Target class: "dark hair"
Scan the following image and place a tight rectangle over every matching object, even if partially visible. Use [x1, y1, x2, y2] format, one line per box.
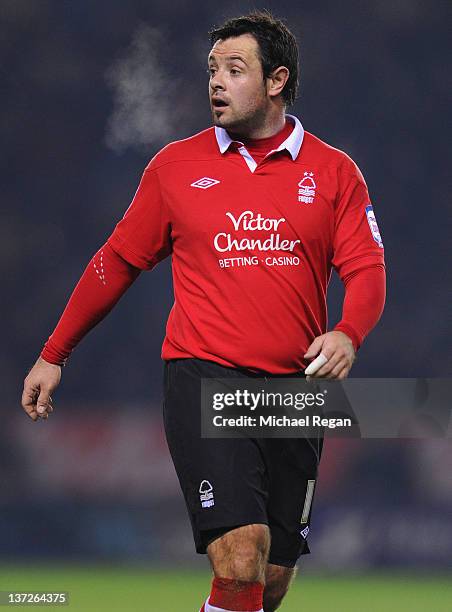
[209, 10, 299, 106]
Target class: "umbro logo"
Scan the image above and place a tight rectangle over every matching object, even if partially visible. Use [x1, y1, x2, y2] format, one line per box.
[190, 177, 220, 189]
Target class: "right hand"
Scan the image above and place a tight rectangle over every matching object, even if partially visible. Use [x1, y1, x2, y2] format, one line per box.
[21, 357, 62, 421]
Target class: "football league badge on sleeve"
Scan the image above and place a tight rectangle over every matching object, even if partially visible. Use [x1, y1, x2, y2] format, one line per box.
[298, 172, 317, 204]
[365, 204, 384, 248]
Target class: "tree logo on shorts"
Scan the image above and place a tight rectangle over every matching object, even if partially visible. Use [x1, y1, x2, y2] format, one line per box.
[199, 480, 215, 508]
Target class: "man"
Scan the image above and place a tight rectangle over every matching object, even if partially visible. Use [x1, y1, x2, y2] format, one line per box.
[21, 11, 385, 612]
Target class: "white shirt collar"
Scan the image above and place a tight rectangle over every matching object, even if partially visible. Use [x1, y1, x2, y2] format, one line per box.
[214, 114, 304, 161]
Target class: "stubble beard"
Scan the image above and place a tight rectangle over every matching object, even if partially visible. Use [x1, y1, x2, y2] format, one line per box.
[211, 96, 269, 138]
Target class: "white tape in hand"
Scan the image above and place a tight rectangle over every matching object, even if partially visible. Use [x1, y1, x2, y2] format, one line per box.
[304, 352, 328, 376]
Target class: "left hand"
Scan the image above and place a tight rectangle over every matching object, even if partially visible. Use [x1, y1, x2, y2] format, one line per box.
[304, 331, 355, 379]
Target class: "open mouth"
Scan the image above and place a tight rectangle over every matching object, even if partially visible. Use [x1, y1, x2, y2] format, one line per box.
[212, 99, 228, 109]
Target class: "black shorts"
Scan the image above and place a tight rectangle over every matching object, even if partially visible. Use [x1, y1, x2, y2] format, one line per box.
[163, 358, 323, 568]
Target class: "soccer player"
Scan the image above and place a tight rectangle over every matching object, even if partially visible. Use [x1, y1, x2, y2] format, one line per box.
[21, 11, 385, 612]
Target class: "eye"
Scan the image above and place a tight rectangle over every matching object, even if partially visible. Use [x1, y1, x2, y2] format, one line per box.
[230, 69, 241, 75]
[207, 67, 217, 77]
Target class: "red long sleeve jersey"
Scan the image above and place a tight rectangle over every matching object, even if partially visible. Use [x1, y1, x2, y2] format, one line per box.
[108, 116, 385, 373]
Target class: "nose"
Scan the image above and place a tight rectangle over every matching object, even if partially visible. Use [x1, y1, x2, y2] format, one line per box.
[210, 70, 225, 93]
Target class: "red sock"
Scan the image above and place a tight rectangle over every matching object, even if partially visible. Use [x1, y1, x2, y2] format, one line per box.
[204, 577, 264, 611]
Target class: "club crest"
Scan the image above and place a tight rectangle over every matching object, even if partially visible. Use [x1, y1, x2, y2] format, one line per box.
[298, 172, 316, 204]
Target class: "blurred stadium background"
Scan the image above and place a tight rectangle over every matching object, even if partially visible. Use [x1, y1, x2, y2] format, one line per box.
[1, 0, 451, 610]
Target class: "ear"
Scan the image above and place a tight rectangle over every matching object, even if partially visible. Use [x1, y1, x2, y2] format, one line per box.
[267, 66, 290, 99]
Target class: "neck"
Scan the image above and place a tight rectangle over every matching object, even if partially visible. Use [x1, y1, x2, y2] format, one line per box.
[228, 106, 286, 140]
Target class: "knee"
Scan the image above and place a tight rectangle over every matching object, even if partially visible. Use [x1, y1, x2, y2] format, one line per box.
[232, 537, 267, 579]
[207, 524, 270, 582]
